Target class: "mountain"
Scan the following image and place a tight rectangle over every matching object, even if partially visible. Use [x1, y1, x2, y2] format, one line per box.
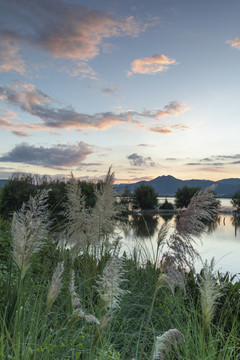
[114, 176, 240, 197]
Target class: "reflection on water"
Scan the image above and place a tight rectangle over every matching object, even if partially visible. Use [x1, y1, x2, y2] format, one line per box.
[118, 213, 240, 275]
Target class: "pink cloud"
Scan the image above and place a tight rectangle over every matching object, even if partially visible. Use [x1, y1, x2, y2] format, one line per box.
[150, 126, 173, 134]
[129, 54, 177, 75]
[0, 83, 190, 134]
[0, 0, 144, 75]
[152, 101, 189, 119]
[150, 124, 189, 134]
[0, 40, 25, 74]
[227, 35, 240, 49]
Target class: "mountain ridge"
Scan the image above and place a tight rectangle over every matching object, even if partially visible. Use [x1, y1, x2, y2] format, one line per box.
[115, 175, 240, 197]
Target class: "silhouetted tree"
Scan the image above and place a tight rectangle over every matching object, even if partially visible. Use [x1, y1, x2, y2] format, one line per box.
[133, 184, 158, 210]
[175, 186, 201, 208]
[231, 191, 240, 212]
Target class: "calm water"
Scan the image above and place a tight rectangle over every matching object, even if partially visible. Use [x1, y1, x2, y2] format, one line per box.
[118, 198, 240, 276]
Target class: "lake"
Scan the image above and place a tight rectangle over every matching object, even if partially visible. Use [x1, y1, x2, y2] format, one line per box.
[118, 198, 240, 277]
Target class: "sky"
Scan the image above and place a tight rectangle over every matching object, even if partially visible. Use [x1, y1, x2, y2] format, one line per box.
[0, 0, 240, 183]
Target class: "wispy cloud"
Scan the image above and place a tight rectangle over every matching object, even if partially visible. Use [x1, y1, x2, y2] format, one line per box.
[150, 124, 189, 134]
[226, 34, 240, 49]
[127, 153, 155, 167]
[11, 131, 31, 137]
[101, 87, 118, 96]
[129, 54, 177, 75]
[185, 154, 240, 167]
[0, 39, 25, 74]
[0, 141, 92, 169]
[147, 101, 189, 119]
[0, 0, 144, 74]
[0, 83, 190, 133]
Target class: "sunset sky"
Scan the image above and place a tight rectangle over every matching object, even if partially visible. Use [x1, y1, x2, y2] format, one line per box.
[1, 0, 240, 183]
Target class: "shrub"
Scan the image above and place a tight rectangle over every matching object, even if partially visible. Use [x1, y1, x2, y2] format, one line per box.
[159, 199, 174, 210]
[133, 184, 158, 210]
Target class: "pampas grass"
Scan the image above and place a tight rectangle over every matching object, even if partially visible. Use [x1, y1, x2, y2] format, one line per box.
[198, 259, 222, 331]
[12, 189, 50, 279]
[96, 255, 129, 311]
[68, 270, 100, 326]
[152, 328, 184, 360]
[46, 262, 64, 313]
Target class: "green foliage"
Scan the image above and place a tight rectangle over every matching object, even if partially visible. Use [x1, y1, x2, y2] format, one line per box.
[133, 184, 158, 210]
[175, 185, 201, 208]
[159, 199, 174, 210]
[0, 174, 36, 219]
[0, 174, 239, 359]
[0, 173, 100, 221]
[232, 190, 240, 210]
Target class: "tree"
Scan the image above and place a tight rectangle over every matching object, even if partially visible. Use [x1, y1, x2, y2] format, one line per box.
[132, 184, 158, 210]
[159, 199, 174, 210]
[231, 190, 240, 211]
[0, 174, 36, 219]
[175, 186, 201, 208]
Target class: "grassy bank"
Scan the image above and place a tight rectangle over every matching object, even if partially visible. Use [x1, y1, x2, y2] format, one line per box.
[0, 169, 239, 359]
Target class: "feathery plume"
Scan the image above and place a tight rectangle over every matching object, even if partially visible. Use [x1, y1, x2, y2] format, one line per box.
[69, 270, 99, 326]
[198, 258, 222, 330]
[163, 186, 218, 270]
[88, 167, 122, 246]
[63, 174, 90, 251]
[152, 329, 184, 360]
[96, 256, 129, 311]
[46, 262, 64, 313]
[12, 189, 50, 279]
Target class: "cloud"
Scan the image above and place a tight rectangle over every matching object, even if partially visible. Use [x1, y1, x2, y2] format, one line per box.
[129, 54, 177, 75]
[137, 143, 154, 147]
[150, 126, 173, 134]
[143, 101, 190, 119]
[0, 0, 143, 73]
[227, 35, 240, 49]
[127, 153, 155, 167]
[115, 176, 153, 183]
[0, 141, 92, 169]
[101, 87, 118, 95]
[11, 131, 31, 137]
[0, 83, 190, 133]
[0, 39, 25, 74]
[150, 123, 189, 134]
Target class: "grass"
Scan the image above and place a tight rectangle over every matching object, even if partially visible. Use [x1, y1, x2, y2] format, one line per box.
[0, 169, 239, 359]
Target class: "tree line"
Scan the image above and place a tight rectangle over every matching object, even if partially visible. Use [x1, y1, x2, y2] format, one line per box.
[0, 174, 240, 218]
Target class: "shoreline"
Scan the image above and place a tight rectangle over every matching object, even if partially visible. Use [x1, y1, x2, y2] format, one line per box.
[131, 206, 238, 216]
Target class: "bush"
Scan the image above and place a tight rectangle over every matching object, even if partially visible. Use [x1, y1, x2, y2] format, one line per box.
[231, 190, 240, 211]
[159, 199, 174, 210]
[132, 184, 158, 210]
[175, 185, 201, 208]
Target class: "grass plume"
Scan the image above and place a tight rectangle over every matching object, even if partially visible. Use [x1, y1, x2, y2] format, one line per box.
[198, 259, 222, 331]
[46, 262, 64, 313]
[12, 189, 50, 279]
[152, 328, 184, 360]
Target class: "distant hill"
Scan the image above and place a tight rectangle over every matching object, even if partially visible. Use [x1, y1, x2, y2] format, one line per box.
[115, 175, 240, 197]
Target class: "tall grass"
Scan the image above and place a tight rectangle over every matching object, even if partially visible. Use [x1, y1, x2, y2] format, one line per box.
[0, 169, 239, 359]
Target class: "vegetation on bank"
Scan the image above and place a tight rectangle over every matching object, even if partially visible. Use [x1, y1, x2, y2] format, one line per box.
[0, 168, 239, 359]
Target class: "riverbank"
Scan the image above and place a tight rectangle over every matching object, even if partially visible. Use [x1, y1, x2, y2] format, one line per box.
[131, 205, 238, 216]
